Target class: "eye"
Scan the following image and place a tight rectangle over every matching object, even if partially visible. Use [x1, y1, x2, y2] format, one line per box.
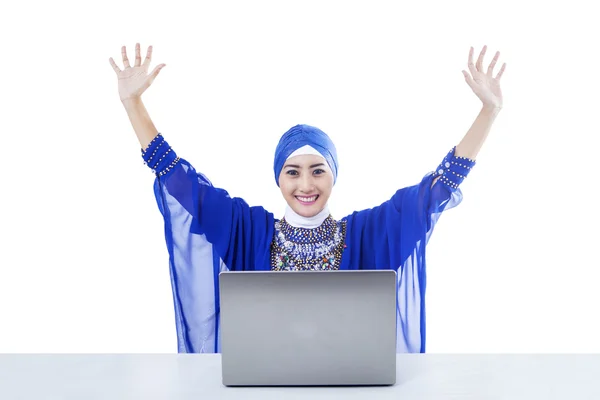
[313, 169, 326, 175]
[286, 170, 299, 176]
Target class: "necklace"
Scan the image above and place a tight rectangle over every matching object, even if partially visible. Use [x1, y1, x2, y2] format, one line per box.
[270, 215, 347, 271]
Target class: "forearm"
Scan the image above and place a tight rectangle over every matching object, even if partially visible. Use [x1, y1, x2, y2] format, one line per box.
[122, 97, 159, 150]
[454, 105, 501, 160]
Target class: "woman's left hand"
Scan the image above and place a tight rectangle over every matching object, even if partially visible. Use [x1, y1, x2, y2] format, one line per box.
[462, 45, 506, 110]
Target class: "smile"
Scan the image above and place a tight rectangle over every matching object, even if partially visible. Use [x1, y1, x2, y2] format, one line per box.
[295, 195, 319, 204]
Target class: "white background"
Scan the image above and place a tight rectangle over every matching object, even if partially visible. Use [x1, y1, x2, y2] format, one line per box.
[1, 0, 598, 353]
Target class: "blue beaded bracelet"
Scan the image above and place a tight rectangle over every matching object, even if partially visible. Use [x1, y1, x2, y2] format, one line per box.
[158, 156, 181, 177]
[140, 133, 181, 177]
[142, 133, 164, 155]
[142, 134, 165, 163]
[143, 140, 167, 167]
[434, 147, 476, 189]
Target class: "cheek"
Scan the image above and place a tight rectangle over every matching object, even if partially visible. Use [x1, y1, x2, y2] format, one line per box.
[278, 178, 294, 195]
[320, 176, 334, 193]
[316, 185, 332, 200]
[278, 174, 287, 190]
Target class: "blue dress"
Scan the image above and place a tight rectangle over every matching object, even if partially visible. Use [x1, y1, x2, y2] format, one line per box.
[142, 133, 473, 354]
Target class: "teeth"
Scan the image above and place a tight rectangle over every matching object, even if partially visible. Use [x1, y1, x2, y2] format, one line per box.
[297, 196, 317, 202]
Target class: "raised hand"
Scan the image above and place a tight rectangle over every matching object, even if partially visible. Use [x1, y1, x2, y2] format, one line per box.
[462, 46, 506, 110]
[109, 43, 166, 102]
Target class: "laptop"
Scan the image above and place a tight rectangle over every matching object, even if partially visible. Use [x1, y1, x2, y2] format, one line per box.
[218, 270, 397, 386]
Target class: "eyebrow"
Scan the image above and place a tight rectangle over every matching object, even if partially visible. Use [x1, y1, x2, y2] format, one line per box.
[284, 163, 326, 169]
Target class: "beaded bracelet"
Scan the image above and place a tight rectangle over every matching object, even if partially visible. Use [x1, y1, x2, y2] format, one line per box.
[158, 156, 182, 177]
[141, 133, 163, 156]
[140, 133, 181, 177]
[434, 147, 476, 189]
[143, 139, 166, 167]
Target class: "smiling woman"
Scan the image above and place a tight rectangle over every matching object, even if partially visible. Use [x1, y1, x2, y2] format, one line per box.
[109, 43, 505, 354]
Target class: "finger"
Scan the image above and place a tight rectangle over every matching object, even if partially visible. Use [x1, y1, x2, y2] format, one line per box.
[143, 45, 153, 67]
[462, 70, 475, 89]
[476, 45, 487, 72]
[121, 46, 131, 68]
[147, 63, 166, 85]
[142, 64, 166, 93]
[467, 47, 477, 76]
[487, 51, 500, 76]
[109, 57, 121, 74]
[134, 43, 142, 67]
[495, 63, 507, 80]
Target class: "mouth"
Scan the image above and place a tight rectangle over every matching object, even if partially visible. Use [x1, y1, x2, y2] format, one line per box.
[295, 195, 319, 205]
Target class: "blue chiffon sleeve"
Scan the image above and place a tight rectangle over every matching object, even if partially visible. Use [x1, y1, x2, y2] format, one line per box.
[340, 147, 474, 353]
[142, 133, 274, 353]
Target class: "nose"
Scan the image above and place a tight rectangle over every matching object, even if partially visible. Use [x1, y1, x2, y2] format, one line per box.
[298, 174, 316, 193]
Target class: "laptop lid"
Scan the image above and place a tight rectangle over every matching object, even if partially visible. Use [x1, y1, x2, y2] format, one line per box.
[219, 270, 397, 386]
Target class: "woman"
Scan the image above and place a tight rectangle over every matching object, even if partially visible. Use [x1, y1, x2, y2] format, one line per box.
[109, 43, 505, 354]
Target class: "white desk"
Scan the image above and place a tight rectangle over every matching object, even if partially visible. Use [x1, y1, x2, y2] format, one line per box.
[1, 354, 599, 399]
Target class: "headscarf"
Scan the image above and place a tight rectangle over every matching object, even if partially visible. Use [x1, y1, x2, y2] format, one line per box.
[273, 124, 339, 186]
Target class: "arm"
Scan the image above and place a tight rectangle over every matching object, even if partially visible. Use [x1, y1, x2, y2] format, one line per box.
[123, 97, 160, 151]
[433, 45, 506, 187]
[108, 44, 273, 271]
[107, 44, 196, 227]
[455, 45, 506, 159]
[455, 105, 500, 160]
[109, 43, 166, 150]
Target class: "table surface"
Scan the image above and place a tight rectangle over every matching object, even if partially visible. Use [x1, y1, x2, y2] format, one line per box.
[1, 354, 599, 399]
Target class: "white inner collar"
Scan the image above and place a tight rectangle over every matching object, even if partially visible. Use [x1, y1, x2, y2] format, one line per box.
[284, 204, 330, 229]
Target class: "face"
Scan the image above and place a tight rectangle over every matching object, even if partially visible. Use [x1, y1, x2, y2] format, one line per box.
[278, 154, 334, 218]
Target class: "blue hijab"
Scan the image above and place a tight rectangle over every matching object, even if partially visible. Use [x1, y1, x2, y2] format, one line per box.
[273, 124, 339, 186]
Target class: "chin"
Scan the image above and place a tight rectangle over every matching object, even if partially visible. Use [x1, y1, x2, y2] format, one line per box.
[292, 204, 324, 218]
[297, 210, 318, 218]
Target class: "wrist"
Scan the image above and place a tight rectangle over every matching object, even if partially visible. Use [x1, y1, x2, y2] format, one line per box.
[121, 96, 143, 111]
[481, 103, 502, 116]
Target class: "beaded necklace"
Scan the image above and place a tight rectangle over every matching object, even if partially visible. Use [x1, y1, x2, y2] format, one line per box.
[270, 215, 347, 271]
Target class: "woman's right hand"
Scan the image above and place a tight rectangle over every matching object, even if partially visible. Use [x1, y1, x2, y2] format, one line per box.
[109, 43, 166, 103]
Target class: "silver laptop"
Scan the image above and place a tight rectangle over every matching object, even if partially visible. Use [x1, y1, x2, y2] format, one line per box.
[218, 270, 397, 386]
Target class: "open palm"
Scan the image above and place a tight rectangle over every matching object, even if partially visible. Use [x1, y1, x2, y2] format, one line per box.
[462, 45, 506, 109]
[109, 43, 165, 102]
